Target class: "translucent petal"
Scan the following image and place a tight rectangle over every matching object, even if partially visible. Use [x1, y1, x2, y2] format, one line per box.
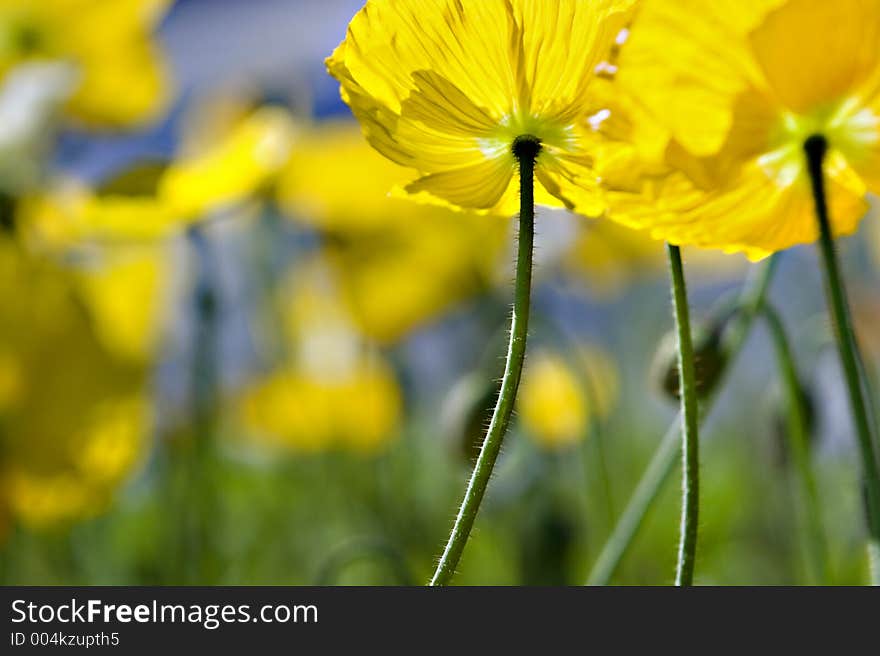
[617, 0, 784, 156]
[750, 0, 880, 114]
[608, 159, 869, 260]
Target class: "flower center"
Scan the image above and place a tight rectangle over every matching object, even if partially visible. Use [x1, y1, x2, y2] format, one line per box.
[478, 112, 576, 166]
[759, 98, 880, 187]
[512, 134, 542, 162]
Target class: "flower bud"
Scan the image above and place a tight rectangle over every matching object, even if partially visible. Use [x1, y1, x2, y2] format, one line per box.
[651, 311, 732, 402]
[439, 373, 498, 463]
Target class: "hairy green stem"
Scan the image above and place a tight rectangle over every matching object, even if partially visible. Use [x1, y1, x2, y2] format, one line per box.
[429, 137, 539, 586]
[667, 245, 701, 586]
[587, 255, 780, 585]
[759, 304, 829, 584]
[805, 134, 880, 585]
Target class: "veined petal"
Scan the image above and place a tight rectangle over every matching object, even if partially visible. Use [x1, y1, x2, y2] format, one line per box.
[537, 151, 605, 217]
[608, 159, 869, 260]
[331, 0, 517, 119]
[511, 0, 636, 121]
[617, 0, 784, 156]
[405, 155, 514, 210]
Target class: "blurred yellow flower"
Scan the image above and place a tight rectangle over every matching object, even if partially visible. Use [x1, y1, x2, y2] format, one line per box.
[73, 246, 171, 362]
[278, 122, 508, 343]
[239, 366, 401, 455]
[517, 346, 618, 450]
[328, 0, 635, 213]
[160, 106, 296, 218]
[0, 243, 150, 529]
[20, 106, 297, 247]
[603, 0, 880, 259]
[0, 0, 172, 127]
[563, 217, 746, 297]
[238, 260, 402, 455]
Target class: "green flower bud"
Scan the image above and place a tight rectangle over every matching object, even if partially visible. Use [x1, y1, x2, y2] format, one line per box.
[652, 311, 733, 402]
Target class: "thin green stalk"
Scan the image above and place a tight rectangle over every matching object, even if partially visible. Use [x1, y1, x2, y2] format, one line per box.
[759, 304, 829, 584]
[168, 225, 222, 584]
[429, 136, 539, 586]
[667, 245, 701, 586]
[804, 134, 880, 585]
[587, 254, 780, 585]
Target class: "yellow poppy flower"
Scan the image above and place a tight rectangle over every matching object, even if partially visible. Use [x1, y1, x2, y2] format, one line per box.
[237, 259, 402, 455]
[19, 106, 296, 247]
[278, 121, 508, 343]
[0, 243, 150, 529]
[328, 0, 635, 214]
[0, 0, 172, 128]
[601, 0, 880, 259]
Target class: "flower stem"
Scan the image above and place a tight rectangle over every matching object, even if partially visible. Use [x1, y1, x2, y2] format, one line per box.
[759, 303, 830, 584]
[587, 256, 779, 585]
[429, 137, 538, 586]
[805, 134, 880, 585]
[666, 245, 701, 586]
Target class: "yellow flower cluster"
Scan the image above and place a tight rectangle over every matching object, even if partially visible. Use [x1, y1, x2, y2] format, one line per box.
[331, 0, 880, 259]
[21, 106, 297, 248]
[0, 243, 151, 530]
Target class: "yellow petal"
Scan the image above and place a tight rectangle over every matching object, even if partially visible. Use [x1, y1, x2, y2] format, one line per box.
[159, 107, 296, 218]
[749, 0, 880, 115]
[608, 158, 869, 260]
[617, 0, 784, 156]
[405, 155, 514, 210]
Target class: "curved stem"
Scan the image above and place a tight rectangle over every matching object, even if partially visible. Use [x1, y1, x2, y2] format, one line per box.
[429, 140, 538, 586]
[667, 245, 700, 586]
[805, 135, 880, 585]
[759, 304, 830, 584]
[587, 255, 779, 585]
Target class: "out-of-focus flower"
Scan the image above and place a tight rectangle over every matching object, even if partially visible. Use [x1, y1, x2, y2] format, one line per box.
[562, 216, 746, 298]
[278, 121, 508, 343]
[0, 0, 173, 128]
[72, 246, 171, 363]
[237, 259, 402, 455]
[328, 0, 635, 213]
[0, 242, 150, 529]
[160, 105, 295, 218]
[601, 0, 880, 260]
[518, 352, 588, 450]
[517, 346, 619, 450]
[19, 106, 297, 248]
